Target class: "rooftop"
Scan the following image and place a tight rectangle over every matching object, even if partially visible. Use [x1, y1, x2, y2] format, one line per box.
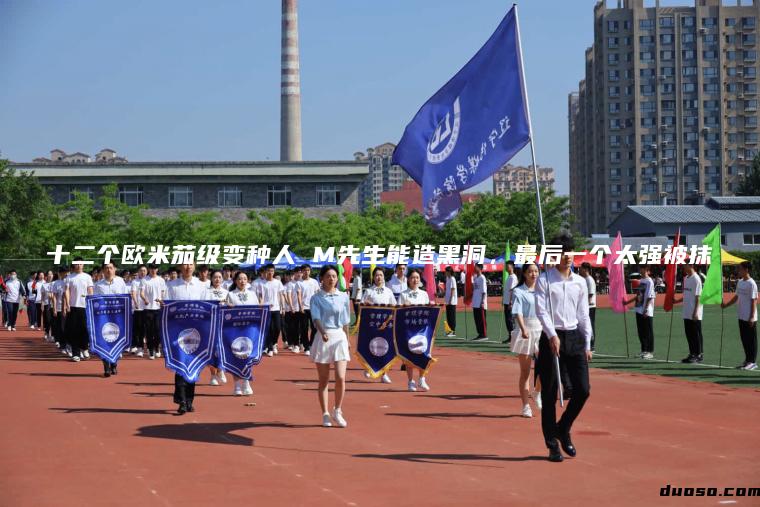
[610, 198, 760, 227]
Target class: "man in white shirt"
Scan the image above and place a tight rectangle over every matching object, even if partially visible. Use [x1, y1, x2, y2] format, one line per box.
[287, 267, 304, 353]
[130, 265, 148, 357]
[261, 264, 285, 356]
[625, 266, 656, 359]
[51, 266, 70, 351]
[94, 262, 128, 376]
[722, 261, 758, 370]
[535, 235, 592, 463]
[351, 270, 363, 317]
[141, 264, 167, 359]
[221, 265, 234, 290]
[197, 264, 211, 289]
[299, 264, 320, 355]
[502, 260, 518, 344]
[444, 266, 458, 337]
[673, 265, 703, 364]
[63, 258, 94, 361]
[472, 263, 489, 341]
[388, 264, 408, 303]
[4, 270, 24, 331]
[26, 272, 38, 330]
[40, 270, 54, 341]
[579, 262, 597, 351]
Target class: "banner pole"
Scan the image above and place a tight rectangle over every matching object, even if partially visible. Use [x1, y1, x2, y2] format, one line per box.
[623, 307, 630, 359]
[665, 309, 675, 363]
[719, 304, 725, 368]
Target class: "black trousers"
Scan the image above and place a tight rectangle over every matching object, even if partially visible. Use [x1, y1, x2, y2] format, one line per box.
[683, 318, 703, 357]
[445, 304, 456, 333]
[589, 307, 596, 351]
[473, 306, 487, 337]
[303, 309, 315, 350]
[143, 309, 160, 354]
[65, 307, 88, 356]
[537, 330, 590, 448]
[102, 359, 116, 373]
[635, 313, 654, 353]
[35, 302, 42, 327]
[6, 302, 19, 327]
[352, 300, 360, 317]
[266, 311, 282, 350]
[53, 312, 66, 346]
[173, 374, 195, 406]
[132, 311, 145, 349]
[43, 305, 53, 334]
[503, 304, 514, 335]
[739, 320, 758, 364]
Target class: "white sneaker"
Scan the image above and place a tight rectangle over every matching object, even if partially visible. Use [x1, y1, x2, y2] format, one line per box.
[521, 404, 533, 418]
[293, 346, 300, 354]
[744, 363, 758, 371]
[408, 380, 417, 392]
[331, 408, 347, 428]
[130, 347, 138, 354]
[233, 380, 243, 396]
[155, 351, 162, 358]
[30, 325, 36, 330]
[210, 376, 220, 386]
[288, 345, 294, 352]
[533, 390, 542, 411]
[149, 353, 155, 360]
[273, 345, 279, 355]
[71, 356, 81, 362]
[136, 350, 144, 358]
[381, 373, 392, 384]
[82, 350, 90, 359]
[11, 327, 16, 331]
[61, 348, 68, 355]
[66, 346, 73, 357]
[267, 350, 274, 357]
[418, 377, 430, 391]
[322, 413, 332, 427]
[304, 349, 310, 357]
[643, 352, 654, 360]
[218, 370, 227, 384]
[242, 380, 253, 396]
[364, 371, 372, 379]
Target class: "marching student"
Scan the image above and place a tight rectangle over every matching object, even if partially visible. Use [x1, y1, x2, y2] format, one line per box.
[310, 264, 351, 428]
[398, 269, 431, 392]
[4, 270, 24, 331]
[260, 264, 285, 357]
[388, 263, 408, 303]
[63, 258, 94, 362]
[40, 270, 54, 341]
[26, 272, 37, 330]
[197, 264, 211, 288]
[130, 265, 147, 357]
[444, 266, 458, 337]
[579, 263, 597, 351]
[201, 269, 229, 387]
[33, 271, 45, 329]
[672, 264, 703, 364]
[502, 260, 518, 344]
[472, 263, 489, 341]
[361, 267, 396, 384]
[252, 267, 267, 301]
[141, 264, 166, 360]
[51, 266, 70, 353]
[510, 263, 543, 418]
[224, 271, 259, 395]
[299, 264, 320, 355]
[535, 235, 592, 463]
[164, 262, 206, 414]
[287, 267, 304, 353]
[624, 265, 656, 359]
[93, 262, 128, 376]
[167, 268, 178, 281]
[281, 271, 294, 350]
[722, 261, 758, 370]
[351, 269, 363, 317]
[221, 265, 234, 291]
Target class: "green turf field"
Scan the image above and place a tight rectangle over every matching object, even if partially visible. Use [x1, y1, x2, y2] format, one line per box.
[433, 307, 760, 389]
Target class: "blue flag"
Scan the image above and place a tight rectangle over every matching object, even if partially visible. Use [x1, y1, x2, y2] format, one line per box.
[391, 6, 530, 229]
[161, 301, 218, 383]
[394, 305, 441, 375]
[355, 306, 398, 378]
[215, 305, 270, 380]
[85, 294, 132, 364]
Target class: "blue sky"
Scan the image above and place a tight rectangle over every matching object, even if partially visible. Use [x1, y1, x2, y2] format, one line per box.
[0, 0, 607, 195]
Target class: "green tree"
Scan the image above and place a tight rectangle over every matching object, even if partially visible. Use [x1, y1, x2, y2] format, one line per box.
[736, 154, 760, 196]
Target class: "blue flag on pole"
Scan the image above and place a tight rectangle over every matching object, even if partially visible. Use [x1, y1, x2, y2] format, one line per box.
[355, 306, 398, 378]
[215, 305, 269, 380]
[85, 294, 132, 364]
[391, 6, 530, 229]
[161, 300, 218, 383]
[394, 305, 441, 375]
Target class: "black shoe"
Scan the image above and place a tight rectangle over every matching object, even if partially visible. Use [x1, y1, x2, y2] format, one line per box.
[687, 356, 700, 364]
[559, 432, 577, 457]
[111, 366, 118, 375]
[177, 403, 187, 415]
[548, 441, 564, 462]
[473, 336, 489, 342]
[187, 403, 195, 413]
[103, 371, 111, 378]
[681, 355, 694, 363]
[695, 355, 703, 363]
[501, 339, 510, 344]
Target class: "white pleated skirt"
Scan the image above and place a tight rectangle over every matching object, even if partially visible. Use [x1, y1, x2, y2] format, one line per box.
[510, 317, 542, 356]
[310, 328, 351, 364]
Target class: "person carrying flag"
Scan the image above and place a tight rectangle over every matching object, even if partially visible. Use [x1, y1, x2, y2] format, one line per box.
[93, 262, 128, 377]
[722, 261, 758, 370]
[398, 269, 431, 392]
[361, 267, 396, 384]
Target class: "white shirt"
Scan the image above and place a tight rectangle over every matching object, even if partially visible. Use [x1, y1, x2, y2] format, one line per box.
[166, 276, 206, 300]
[362, 285, 397, 305]
[141, 275, 166, 310]
[503, 273, 518, 305]
[94, 276, 128, 295]
[635, 277, 656, 317]
[226, 288, 260, 306]
[252, 277, 267, 301]
[585, 275, 597, 308]
[131, 277, 145, 310]
[27, 280, 37, 302]
[5, 279, 22, 303]
[66, 272, 94, 308]
[736, 277, 758, 322]
[261, 279, 285, 312]
[351, 275, 363, 300]
[299, 277, 320, 309]
[39, 281, 52, 307]
[445, 276, 458, 305]
[199, 279, 211, 289]
[535, 268, 592, 351]
[288, 280, 302, 311]
[388, 274, 407, 299]
[282, 281, 294, 312]
[221, 279, 234, 291]
[203, 286, 229, 302]
[52, 279, 66, 312]
[682, 273, 703, 320]
[472, 274, 488, 309]
[399, 287, 430, 306]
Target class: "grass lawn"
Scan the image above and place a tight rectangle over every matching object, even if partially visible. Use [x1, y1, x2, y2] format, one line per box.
[431, 306, 760, 389]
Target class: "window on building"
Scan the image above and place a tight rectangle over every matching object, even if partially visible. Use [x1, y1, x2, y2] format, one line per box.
[609, 102, 620, 113]
[608, 69, 620, 81]
[743, 234, 760, 245]
[661, 83, 675, 94]
[640, 19, 654, 30]
[640, 35, 654, 44]
[168, 186, 192, 208]
[608, 53, 619, 65]
[682, 49, 696, 60]
[118, 185, 143, 207]
[660, 17, 674, 27]
[218, 186, 242, 207]
[704, 34, 717, 44]
[267, 185, 292, 207]
[743, 34, 757, 45]
[703, 50, 718, 60]
[640, 84, 655, 96]
[68, 185, 94, 201]
[683, 82, 696, 93]
[608, 37, 619, 48]
[660, 33, 673, 44]
[682, 16, 695, 27]
[611, 201, 622, 212]
[725, 18, 736, 27]
[702, 17, 717, 27]
[640, 101, 656, 112]
[703, 83, 719, 94]
[703, 67, 718, 78]
[682, 66, 697, 76]
[743, 17, 756, 28]
[607, 20, 619, 33]
[727, 66, 738, 77]
[661, 66, 675, 76]
[661, 100, 676, 111]
[640, 51, 654, 61]
[609, 86, 620, 97]
[316, 184, 341, 206]
[745, 50, 757, 62]
[682, 33, 695, 44]
[660, 50, 673, 60]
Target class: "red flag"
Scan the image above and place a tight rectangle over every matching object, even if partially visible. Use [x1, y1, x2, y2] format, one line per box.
[341, 257, 353, 293]
[464, 262, 474, 306]
[605, 231, 626, 313]
[663, 228, 680, 312]
[423, 263, 436, 302]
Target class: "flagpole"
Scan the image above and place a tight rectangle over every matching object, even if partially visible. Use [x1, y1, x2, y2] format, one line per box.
[623, 307, 630, 358]
[665, 309, 675, 363]
[719, 304, 725, 367]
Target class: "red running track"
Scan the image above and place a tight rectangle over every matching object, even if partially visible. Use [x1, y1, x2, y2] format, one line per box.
[1, 320, 758, 506]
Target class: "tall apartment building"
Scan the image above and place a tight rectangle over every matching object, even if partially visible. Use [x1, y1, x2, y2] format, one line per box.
[569, 0, 760, 235]
[354, 142, 407, 210]
[492, 164, 556, 199]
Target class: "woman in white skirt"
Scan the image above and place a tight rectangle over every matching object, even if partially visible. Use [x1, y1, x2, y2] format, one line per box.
[224, 271, 260, 397]
[398, 269, 431, 392]
[510, 263, 543, 418]
[310, 265, 351, 428]
[361, 267, 396, 384]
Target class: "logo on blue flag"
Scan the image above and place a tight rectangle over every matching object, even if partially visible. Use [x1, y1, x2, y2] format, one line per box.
[355, 306, 398, 378]
[215, 305, 269, 380]
[394, 305, 441, 375]
[161, 300, 218, 383]
[85, 294, 132, 364]
[392, 6, 530, 229]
